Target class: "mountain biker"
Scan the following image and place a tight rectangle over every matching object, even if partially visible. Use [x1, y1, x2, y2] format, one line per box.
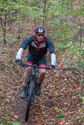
[16, 25, 56, 99]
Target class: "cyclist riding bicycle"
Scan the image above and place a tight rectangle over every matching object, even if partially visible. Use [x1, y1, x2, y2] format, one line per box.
[16, 25, 56, 99]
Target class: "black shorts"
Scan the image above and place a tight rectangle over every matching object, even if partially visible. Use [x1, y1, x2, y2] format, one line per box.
[26, 54, 47, 66]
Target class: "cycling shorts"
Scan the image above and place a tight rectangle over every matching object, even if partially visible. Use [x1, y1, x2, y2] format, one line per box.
[26, 54, 47, 66]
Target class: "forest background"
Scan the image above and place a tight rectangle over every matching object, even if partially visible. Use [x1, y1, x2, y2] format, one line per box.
[0, 0, 84, 125]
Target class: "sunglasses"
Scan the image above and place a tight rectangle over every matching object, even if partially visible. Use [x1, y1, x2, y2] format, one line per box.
[37, 33, 44, 36]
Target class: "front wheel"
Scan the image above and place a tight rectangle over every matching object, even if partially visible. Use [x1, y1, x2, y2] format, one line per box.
[25, 80, 35, 122]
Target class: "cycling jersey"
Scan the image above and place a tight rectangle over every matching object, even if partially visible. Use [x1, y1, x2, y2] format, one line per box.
[20, 35, 55, 58]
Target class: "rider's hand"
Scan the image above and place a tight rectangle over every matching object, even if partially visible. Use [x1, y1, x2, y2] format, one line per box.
[15, 59, 22, 65]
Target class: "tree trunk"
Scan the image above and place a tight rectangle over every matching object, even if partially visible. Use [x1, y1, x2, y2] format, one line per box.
[0, 14, 7, 44]
[43, 0, 47, 26]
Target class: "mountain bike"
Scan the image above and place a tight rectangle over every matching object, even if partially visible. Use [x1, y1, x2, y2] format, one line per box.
[19, 63, 52, 122]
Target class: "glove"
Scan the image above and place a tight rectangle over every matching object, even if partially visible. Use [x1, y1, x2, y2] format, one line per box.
[50, 65, 56, 69]
[15, 59, 22, 65]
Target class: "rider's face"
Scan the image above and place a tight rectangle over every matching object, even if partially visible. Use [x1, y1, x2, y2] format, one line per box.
[36, 33, 44, 42]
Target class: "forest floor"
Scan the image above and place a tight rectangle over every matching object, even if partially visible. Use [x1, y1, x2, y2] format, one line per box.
[0, 43, 84, 125]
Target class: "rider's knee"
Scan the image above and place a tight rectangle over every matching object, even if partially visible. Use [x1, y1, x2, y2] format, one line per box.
[39, 69, 46, 75]
[25, 67, 32, 73]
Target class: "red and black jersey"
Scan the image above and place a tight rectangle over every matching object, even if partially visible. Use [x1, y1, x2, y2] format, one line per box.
[20, 35, 55, 58]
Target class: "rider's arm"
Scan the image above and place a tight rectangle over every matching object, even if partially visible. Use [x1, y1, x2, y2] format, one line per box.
[16, 35, 34, 59]
[16, 48, 24, 59]
[51, 53, 56, 67]
[46, 37, 57, 67]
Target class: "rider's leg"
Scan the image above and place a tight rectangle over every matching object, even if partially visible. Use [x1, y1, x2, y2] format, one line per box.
[38, 56, 47, 85]
[38, 65, 46, 85]
[23, 54, 33, 86]
[20, 64, 32, 99]
[20, 54, 33, 98]
[36, 56, 47, 96]
[36, 66, 46, 96]
[23, 66, 32, 86]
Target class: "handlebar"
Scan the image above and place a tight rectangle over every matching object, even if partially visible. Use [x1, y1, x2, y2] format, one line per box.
[20, 63, 52, 70]
[15, 59, 56, 69]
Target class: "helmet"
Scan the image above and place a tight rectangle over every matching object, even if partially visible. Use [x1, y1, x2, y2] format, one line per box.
[35, 25, 45, 34]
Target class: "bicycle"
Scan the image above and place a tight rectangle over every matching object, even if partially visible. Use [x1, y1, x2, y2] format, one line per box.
[18, 62, 52, 122]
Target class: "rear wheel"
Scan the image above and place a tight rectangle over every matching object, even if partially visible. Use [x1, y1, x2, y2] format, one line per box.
[25, 80, 35, 122]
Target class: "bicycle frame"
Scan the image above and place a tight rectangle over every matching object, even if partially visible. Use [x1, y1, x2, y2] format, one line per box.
[21, 63, 51, 84]
[18, 63, 52, 122]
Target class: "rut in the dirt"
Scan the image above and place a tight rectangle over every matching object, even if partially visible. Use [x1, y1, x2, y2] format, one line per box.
[12, 90, 45, 125]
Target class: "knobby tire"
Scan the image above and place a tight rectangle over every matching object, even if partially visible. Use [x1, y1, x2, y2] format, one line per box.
[25, 80, 35, 122]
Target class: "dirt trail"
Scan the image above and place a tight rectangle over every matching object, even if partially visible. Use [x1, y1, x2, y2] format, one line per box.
[13, 91, 46, 125]
[0, 45, 84, 125]
[1, 68, 84, 125]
